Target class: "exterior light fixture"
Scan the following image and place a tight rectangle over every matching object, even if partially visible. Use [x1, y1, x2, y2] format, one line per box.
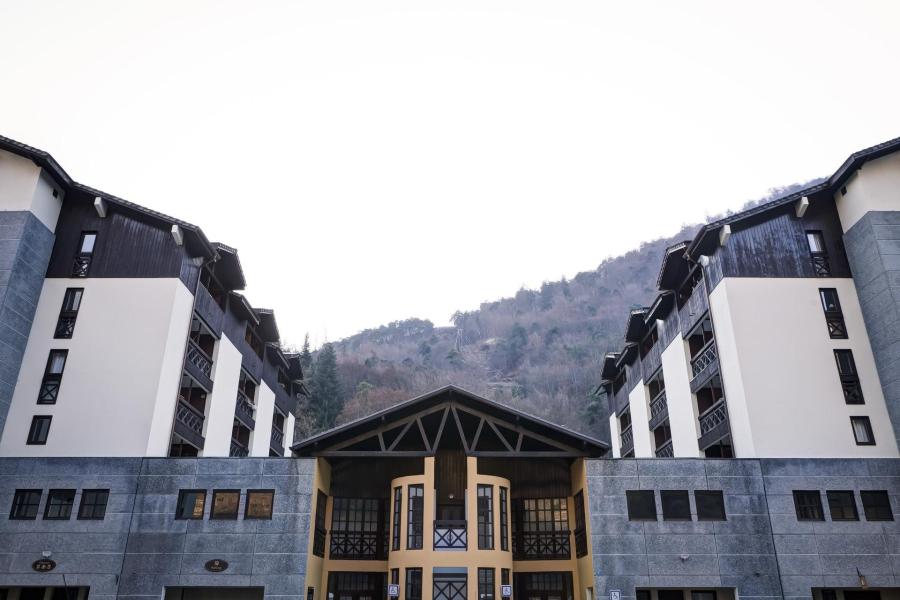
[857, 568, 868, 589]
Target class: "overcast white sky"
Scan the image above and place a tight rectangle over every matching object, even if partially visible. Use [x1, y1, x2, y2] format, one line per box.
[2, 1, 899, 346]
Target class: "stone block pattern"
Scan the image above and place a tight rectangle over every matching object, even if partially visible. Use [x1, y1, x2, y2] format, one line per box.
[0, 457, 315, 600]
[587, 459, 900, 600]
[844, 211, 900, 450]
[0, 211, 55, 436]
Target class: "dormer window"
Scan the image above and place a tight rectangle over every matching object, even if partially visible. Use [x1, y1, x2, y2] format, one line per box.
[72, 232, 97, 277]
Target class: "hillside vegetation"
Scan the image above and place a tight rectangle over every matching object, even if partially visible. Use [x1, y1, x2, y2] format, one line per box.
[298, 181, 819, 443]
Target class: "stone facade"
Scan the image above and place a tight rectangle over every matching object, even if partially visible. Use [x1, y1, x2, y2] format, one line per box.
[0, 211, 54, 437]
[844, 211, 900, 450]
[586, 459, 900, 600]
[0, 457, 315, 600]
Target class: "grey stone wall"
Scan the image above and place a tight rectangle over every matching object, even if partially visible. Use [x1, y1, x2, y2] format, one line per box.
[0, 211, 55, 437]
[587, 459, 900, 600]
[844, 211, 900, 449]
[0, 457, 315, 600]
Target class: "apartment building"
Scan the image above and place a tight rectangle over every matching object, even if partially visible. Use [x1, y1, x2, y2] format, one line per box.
[600, 136, 900, 460]
[0, 135, 305, 458]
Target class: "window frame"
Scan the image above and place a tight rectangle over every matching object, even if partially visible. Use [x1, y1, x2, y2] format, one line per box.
[626, 490, 657, 521]
[77, 489, 110, 520]
[478, 567, 495, 600]
[26, 415, 52, 445]
[54, 287, 84, 339]
[793, 490, 825, 521]
[407, 484, 424, 549]
[477, 484, 494, 550]
[210, 489, 241, 520]
[9, 489, 42, 520]
[73, 231, 98, 277]
[499, 486, 509, 552]
[175, 489, 207, 520]
[826, 490, 859, 521]
[405, 568, 423, 600]
[43, 489, 76, 520]
[851, 416, 875, 446]
[695, 490, 726, 521]
[660, 490, 692, 521]
[37, 350, 68, 405]
[861, 490, 894, 521]
[819, 288, 848, 339]
[244, 489, 275, 520]
[391, 486, 402, 551]
[834, 349, 864, 405]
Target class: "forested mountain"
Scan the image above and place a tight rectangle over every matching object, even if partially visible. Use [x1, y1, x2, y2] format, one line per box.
[297, 181, 820, 443]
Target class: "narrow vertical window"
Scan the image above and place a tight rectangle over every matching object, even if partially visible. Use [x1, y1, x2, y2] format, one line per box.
[826, 491, 859, 521]
[834, 350, 864, 404]
[10, 490, 42, 520]
[313, 490, 327, 557]
[499, 486, 509, 552]
[27, 415, 52, 445]
[819, 288, 848, 339]
[407, 484, 423, 549]
[391, 486, 402, 551]
[573, 490, 588, 557]
[406, 568, 422, 600]
[54, 288, 83, 338]
[78, 489, 109, 520]
[175, 489, 206, 520]
[806, 230, 831, 276]
[478, 568, 495, 600]
[793, 490, 824, 521]
[43, 489, 76, 520]
[851, 416, 875, 445]
[861, 491, 894, 521]
[73, 231, 97, 277]
[477, 484, 494, 549]
[37, 350, 68, 404]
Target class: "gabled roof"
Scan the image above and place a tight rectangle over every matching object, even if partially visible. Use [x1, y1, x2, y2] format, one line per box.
[292, 385, 607, 458]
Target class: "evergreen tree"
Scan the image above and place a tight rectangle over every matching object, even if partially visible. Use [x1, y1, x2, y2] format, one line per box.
[299, 333, 313, 372]
[310, 342, 343, 429]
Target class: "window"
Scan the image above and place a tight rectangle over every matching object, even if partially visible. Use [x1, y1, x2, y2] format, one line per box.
[10, 490, 41, 520]
[245, 490, 274, 519]
[636, 592, 651, 600]
[691, 592, 716, 600]
[406, 568, 422, 600]
[391, 486, 402, 551]
[477, 484, 494, 549]
[407, 484, 423, 549]
[478, 568, 495, 600]
[175, 489, 206, 520]
[78, 489, 109, 520]
[499, 487, 509, 552]
[834, 350, 864, 404]
[793, 490, 824, 521]
[626, 490, 656, 521]
[573, 489, 588, 557]
[661, 490, 691, 520]
[54, 288, 84, 338]
[851, 416, 875, 445]
[695, 490, 726, 521]
[501, 569, 510, 586]
[807, 230, 831, 276]
[861, 491, 893, 521]
[313, 490, 327, 557]
[819, 288, 848, 339]
[826, 491, 859, 521]
[658, 592, 684, 600]
[43, 489, 76, 520]
[27, 416, 52, 445]
[37, 350, 68, 404]
[391, 569, 399, 585]
[211, 490, 240, 519]
[72, 232, 97, 277]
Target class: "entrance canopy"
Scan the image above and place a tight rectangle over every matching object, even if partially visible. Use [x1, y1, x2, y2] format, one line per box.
[291, 385, 608, 458]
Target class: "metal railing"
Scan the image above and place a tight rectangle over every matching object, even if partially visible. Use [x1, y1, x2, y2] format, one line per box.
[690, 340, 717, 378]
[235, 390, 255, 423]
[271, 427, 284, 448]
[513, 530, 571, 560]
[620, 425, 634, 455]
[329, 530, 385, 560]
[649, 391, 668, 421]
[655, 440, 674, 458]
[698, 399, 728, 436]
[811, 252, 831, 277]
[825, 311, 848, 339]
[229, 438, 249, 457]
[72, 255, 91, 277]
[176, 399, 205, 435]
[434, 519, 467, 550]
[187, 340, 213, 378]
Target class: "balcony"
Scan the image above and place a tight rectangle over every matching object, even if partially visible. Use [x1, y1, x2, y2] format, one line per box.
[655, 440, 674, 458]
[824, 310, 848, 339]
[186, 340, 214, 380]
[811, 252, 831, 277]
[72, 255, 91, 277]
[235, 390, 256, 429]
[689, 340, 719, 392]
[620, 424, 634, 457]
[194, 283, 225, 334]
[271, 427, 284, 449]
[434, 519, 467, 550]
[174, 399, 205, 449]
[513, 530, 571, 560]
[330, 531, 386, 560]
[230, 438, 249, 457]
[648, 391, 668, 430]
[697, 398, 730, 451]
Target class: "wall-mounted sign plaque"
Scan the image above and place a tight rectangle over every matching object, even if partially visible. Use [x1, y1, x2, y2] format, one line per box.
[205, 559, 229, 572]
[32, 559, 56, 572]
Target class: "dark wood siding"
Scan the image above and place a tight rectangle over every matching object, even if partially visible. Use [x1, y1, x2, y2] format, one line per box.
[329, 458, 424, 497]
[46, 193, 190, 280]
[478, 458, 571, 498]
[435, 450, 467, 501]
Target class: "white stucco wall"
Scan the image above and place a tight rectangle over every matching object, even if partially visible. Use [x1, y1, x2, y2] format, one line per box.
[251, 383, 276, 457]
[0, 148, 63, 231]
[608, 413, 621, 458]
[0, 277, 194, 457]
[283, 413, 296, 453]
[659, 335, 701, 457]
[708, 277, 898, 458]
[835, 152, 900, 232]
[628, 380, 653, 457]
[202, 335, 243, 457]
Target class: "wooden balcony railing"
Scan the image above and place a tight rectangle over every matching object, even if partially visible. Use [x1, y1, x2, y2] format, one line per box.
[235, 390, 255, 425]
[176, 399, 205, 435]
[434, 519, 467, 550]
[229, 438, 249, 457]
[329, 530, 386, 560]
[186, 340, 214, 379]
[620, 424, 634, 456]
[649, 390, 668, 429]
[271, 427, 284, 448]
[690, 340, 717, 378]
[655, 440, 674, 458]
[699, 399, 728, 437]
[513, 530, 571, 560]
